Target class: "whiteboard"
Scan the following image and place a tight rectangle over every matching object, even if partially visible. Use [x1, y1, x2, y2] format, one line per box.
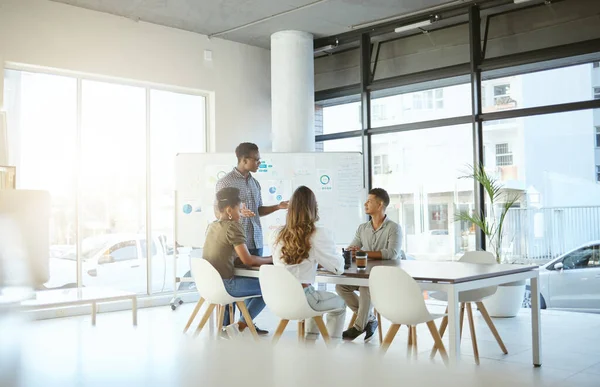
[175, 152, 366, 248]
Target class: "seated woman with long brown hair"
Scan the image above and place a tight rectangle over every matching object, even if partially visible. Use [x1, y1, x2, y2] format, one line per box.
[270, 185, 346, 339]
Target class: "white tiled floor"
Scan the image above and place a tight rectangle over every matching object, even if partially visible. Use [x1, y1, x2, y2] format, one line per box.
[3, 301, 600, 387]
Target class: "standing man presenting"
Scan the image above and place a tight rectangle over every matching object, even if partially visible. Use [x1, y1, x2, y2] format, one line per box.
[216, 142, 288, 256]
[336, 188, 403, 343]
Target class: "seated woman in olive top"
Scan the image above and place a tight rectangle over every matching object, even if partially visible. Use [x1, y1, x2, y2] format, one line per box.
[202, 187, 272, 335]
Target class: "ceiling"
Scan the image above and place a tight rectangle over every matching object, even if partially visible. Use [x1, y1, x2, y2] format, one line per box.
[48, 0, 460, 48]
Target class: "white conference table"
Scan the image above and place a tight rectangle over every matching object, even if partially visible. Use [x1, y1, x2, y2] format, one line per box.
[235, 259, 542, 366]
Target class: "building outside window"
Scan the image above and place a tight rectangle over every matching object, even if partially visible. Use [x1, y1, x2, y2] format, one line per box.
[493, 84, 517, 108]
[413, 89, 444, 110]
[495, 143, 514, 166]
[373, 154, 390, 175]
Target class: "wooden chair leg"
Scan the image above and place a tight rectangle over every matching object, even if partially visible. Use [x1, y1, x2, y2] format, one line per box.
[381, 324, 401, 354]
[217, 305, 226, 334]
[183, 297, 204, 333]
[347, 312, 357, 330]
[193, 303, 216, 337]
[236, 301, 259, 340]
[439, 306, 449, 337]
[375, 310, 383, 343]
[313, 316, 331, 344]
[466, 302, 480, 365]
[477, 301, 508, 354]
[298, 320, 305, 342]
[407, 326, 413, 358]
[431, 306, 449, 358]
[426, 320, 449, 366]
[432, 303, 464, 358]
[272, 319, 289, 344]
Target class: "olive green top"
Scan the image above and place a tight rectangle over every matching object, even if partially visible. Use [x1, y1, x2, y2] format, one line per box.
[202, 220, 246, 279]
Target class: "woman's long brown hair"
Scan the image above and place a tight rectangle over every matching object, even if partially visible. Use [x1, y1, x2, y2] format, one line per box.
[275, 186, 319, 265]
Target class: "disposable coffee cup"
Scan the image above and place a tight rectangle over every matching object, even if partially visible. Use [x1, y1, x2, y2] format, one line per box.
[356, 251, 368, 270]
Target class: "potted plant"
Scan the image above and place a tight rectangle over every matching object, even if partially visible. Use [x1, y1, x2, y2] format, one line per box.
[455, 163, 526, 317]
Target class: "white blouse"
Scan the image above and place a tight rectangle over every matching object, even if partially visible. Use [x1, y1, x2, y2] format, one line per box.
[271, 227, 344, 284]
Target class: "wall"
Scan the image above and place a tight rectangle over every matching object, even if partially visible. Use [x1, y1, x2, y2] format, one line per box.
[0, 0, 271, 152]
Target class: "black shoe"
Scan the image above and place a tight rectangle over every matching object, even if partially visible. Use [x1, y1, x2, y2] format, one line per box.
[254, 325, 269, 335]
[342, 327, 364, 341]
[364, 320, 378, 343]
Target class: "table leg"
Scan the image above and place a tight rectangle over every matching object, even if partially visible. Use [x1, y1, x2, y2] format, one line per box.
[447, 286, 461, 365]
[91, 301, 97, 326]
[531, 274, 542, 367]
[132, 296, 138, 326]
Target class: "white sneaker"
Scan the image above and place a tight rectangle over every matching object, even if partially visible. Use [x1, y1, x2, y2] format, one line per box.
[225, 323, 241, 338]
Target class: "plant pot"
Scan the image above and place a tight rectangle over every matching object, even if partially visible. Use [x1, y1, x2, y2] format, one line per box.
[482, 280, 526, 318]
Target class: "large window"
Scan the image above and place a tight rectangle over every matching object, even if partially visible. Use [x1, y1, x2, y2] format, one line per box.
[483, 110, 600, 262]
[319, 99, 361, 135]
[370, 81, 471, 128]
[595, 127, 600, 148]
[4, 68, 207, 294]
[3, 70, 77, 289]
[80, 80, 147, 292]
[149, 89, 206, 293]
[370, 125, 475, 261]
[316, 137, 362, 153]
[482, 62, 600, 113]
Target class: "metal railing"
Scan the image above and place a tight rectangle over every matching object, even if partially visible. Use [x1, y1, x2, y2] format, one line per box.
[501, 206, 600, 261]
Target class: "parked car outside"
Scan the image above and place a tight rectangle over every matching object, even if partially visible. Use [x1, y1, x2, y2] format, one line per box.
[522, 240, 600, 313]
[45, 233, 190, 294]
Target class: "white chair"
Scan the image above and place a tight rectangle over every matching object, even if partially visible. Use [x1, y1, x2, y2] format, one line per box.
[369, 266, 448, 364]
[187, 258, 261, 339]
[259, 265, 343, 345]
[429, 251, 508, 364]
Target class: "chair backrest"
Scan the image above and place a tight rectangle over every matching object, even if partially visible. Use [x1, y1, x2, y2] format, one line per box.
[190, 258, 233, 305]
[458, 251, 498, 299]
[369, 266, 433, 326]
[459, 250, 497, 265]
[259, 265, 318, 321]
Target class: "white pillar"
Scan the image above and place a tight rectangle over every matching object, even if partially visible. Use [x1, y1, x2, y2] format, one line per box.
[271, 31, 315, 152]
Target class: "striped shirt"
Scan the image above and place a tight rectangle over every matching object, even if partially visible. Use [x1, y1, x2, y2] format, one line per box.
[215, 168, 263, 249]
